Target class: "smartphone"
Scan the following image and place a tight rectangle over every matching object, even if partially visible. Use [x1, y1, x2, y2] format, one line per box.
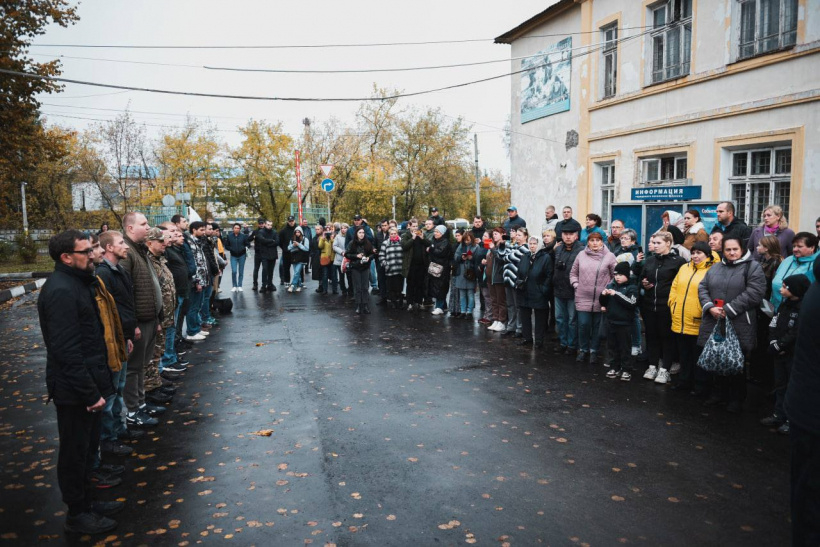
[714, 299, 725, 307]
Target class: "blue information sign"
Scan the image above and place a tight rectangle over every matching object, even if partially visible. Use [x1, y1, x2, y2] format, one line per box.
[321, 178, 335, 192]
[631, 186, 702, 201]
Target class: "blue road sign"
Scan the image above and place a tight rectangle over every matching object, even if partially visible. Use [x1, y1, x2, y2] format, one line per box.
[322, 178, 335, 192]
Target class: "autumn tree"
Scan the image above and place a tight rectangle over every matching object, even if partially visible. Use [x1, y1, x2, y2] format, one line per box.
[0, 0, 79, 225]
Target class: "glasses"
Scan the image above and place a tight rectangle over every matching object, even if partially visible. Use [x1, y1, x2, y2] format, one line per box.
[70, 248, 94, 256]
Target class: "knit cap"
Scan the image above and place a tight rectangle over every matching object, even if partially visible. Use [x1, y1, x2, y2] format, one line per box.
[782, 274, 811, 299]
[435, 225, 447, 235]
[614, 261, 631, 278]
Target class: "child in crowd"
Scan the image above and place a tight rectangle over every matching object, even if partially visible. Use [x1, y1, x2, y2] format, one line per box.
[600, 261, 638, 381]
[761, 273, 810, 434]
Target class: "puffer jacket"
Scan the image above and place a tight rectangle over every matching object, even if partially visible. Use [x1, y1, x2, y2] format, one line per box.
[698, 251, 766, 352]
[569, 246, 616, 312]
[490, 242, 512, 285]
[770, 251, 819, 310]
[120, 235, 161, 322]
[669, 254, 718, 336]
[515, 248, 552, 309]
[380, 238, 404, 276]
[637, 251, 687, 312]
[318, 235, 335, 264]
[552, 242, 582, 300]
[332, 232, 347, 266]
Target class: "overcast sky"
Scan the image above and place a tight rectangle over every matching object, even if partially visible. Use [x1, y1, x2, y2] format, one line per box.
[32, 0, 553, 178]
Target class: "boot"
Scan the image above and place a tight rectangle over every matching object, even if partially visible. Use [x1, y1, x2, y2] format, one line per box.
[363, 305, 371, 315]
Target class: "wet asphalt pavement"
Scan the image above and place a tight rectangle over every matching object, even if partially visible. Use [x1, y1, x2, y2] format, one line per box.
[0, 261, 791, 546]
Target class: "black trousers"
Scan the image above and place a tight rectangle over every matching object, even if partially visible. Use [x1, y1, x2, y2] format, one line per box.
[642, 307, 675, 371]
[406, 263, 426, 305]
[351, 267, 371, 306]
[261, 258, 276, 288]
[520, 307, 547, 344]
[607, 323, 633, 373]
[280, 253, 292, 283]
[252, 252, 263, 286]
[56, 404, 101, 514]
[386, 275, 404, 304]
[774, 354, 793, 418]
[377, 260, 386, 294]
[791, 423, 820, 546]
[675, 333, 700, 388]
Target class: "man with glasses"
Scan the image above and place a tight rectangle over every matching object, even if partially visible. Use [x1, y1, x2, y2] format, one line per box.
[38, 230, 121, 534]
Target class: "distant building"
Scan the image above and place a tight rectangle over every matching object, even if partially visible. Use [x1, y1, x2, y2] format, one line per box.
[71, 182, 106, 212]
[497, 0, 818, 247]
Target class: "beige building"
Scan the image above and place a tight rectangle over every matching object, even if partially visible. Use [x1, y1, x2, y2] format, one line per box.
[497, 0, 819, 245]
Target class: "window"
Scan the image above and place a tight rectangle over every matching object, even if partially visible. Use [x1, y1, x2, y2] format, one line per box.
[600, 163, 615, 229]
[650, 0, 693, 83]
[729, 146, 791, 224]
[601, 24, 618, 98]
[641, 154, 688, 184]
[738, 0, 798, 60]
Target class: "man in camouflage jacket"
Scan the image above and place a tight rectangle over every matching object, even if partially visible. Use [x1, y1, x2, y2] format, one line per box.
[145, 228, 177, 401]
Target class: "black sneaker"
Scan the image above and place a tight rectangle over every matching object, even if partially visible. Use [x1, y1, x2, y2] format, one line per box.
[160, 386, 177, 396]
[88, 470, 122, 489]
[160, 371, 180, 381]
[118, 427, 146, 440]
[269, 285, 277, 292]
[100, 441, 133, 456]
[91, 500, 125, 517]
[145, 391, 172, 404]
[140, 403, 167, 416]
[371, 288, 380, 295]
[64, 511, 117, 534]
[98, 463, 124, 476]
[252, 284, 258, 291]
[125, 411, 158, 427]
[176, 349, 188, 357]
[760, 414, 785, 427]
[162, 364, 186, 374]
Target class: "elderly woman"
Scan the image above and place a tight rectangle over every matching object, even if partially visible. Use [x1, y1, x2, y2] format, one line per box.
[749, 205, 795, 261]
[639, 231, 687, 384]
[517, 236, 553, 348]
[698, 236, 766, 412]
[770, 232, 819, 310]
[427, 225, 453, 315]
[570, 231, 616, 363]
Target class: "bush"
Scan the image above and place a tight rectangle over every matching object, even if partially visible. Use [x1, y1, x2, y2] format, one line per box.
[15, 234, 40, 264]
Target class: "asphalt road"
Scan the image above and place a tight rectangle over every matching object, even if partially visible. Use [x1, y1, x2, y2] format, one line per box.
[0, 266, 791, 546]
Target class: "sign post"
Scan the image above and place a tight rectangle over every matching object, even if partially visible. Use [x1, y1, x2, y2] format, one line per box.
[295, 150, 304, 224]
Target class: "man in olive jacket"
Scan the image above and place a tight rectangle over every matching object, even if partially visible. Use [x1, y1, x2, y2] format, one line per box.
[120, 212, 162, 427]
[38, 230, 118, 534]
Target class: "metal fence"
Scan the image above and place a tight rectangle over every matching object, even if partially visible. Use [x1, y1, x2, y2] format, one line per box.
[289, 205, 330, 226]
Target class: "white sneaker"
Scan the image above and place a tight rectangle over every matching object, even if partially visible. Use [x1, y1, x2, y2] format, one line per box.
[185, 333, 206, 341]
[432, 308, 443, 315]
[288, 286, 294, 293]
[669, 362, 681, 375]
[631, 346, 640, 356]
[490, 321, 504, 331]
[199, 330, 210, 336]
[238, 287, 244, 292]
[231, 287, 237, 292]
[407, 304, 414, 311]
[643, 365, 658, 380]
[655, 368, 670, 384]
[295, 287, 302, 292]
[606, 369, 621, 379]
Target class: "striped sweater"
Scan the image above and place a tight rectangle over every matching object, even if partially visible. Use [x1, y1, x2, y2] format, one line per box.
[501, 243, 529, 288]
[380, 239, 404, 276]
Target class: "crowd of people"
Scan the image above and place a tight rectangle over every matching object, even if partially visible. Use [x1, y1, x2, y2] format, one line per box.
[35, 202, 820, 541]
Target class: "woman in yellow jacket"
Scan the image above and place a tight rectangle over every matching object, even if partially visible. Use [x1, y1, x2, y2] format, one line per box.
[317, 230, 337, 294]
[668, 242, 718, 394]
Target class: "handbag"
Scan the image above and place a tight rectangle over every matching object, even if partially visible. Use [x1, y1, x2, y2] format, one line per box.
[463, 268, 476, 282]
[428, 262, 444, 278]
[320, 256, 332, 267]
[697, 317, 745, 376]
[341, 257, 350, 274]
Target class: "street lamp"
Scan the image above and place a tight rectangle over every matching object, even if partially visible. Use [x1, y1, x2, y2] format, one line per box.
[21, 182, 29, 236]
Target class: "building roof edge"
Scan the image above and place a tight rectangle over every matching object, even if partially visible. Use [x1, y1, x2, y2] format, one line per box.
[494, 0, 577, 44]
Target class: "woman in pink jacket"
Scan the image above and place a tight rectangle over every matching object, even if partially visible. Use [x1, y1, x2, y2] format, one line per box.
[570, 231, 616, 364]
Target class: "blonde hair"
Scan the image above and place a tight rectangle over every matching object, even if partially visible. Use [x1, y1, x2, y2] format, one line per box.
[651, 231, 674, 246]
[761, 205, 789, 230]
[542, 229, 556, 239]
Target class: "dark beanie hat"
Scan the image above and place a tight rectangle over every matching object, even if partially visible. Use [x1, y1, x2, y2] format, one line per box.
[691, 241, 712, 257]
[614, 261, 631, 277]
[783, 274, 811, 299]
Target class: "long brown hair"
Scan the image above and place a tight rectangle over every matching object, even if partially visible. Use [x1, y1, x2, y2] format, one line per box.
[758, 234, 782, 261]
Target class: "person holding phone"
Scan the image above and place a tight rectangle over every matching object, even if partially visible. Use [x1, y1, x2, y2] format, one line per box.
[454, 231, 480, 318]
[345, 226, 377, 314]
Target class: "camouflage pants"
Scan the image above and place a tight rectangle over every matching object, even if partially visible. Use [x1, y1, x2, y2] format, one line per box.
[144, 329, 166, 392]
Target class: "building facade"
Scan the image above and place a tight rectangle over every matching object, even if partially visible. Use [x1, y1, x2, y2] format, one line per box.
[497, 0, 818, 246]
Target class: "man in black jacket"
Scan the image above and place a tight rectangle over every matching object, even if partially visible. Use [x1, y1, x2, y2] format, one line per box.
[38, 230, 120, 535]
[223, 223, 251, 291]
[552, 225, 583, 354]
[257, 220, 279, 292]
[249, 217, 265, 291]
[711, 201, 752, 245]
[554, 206, 582, 239]
[278, 216, 297, 285]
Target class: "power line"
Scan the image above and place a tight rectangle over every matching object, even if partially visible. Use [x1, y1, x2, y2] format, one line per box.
[0, 26, 655, 103]
[22, 25, 653, 50]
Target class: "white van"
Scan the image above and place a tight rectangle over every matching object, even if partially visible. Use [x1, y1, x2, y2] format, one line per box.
[445, 218, 470, 232]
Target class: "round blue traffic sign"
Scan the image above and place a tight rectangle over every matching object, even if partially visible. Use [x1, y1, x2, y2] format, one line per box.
[322, 178, 335, 192]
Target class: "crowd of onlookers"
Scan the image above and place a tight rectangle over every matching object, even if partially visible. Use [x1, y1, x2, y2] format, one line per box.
[33, 201, 820, 541]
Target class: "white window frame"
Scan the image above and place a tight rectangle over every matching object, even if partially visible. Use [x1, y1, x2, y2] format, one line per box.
[601, 23, 618, 99]
[648, 0, 693, 84]
[640, 154, 688, 184]
[736, 0, 798, 61]
[728, 146, 791, 224]
[600, 163, 616, 230]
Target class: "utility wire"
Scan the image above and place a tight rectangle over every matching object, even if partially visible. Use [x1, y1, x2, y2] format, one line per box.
[21, 25, 653, 50]
[0, 26, 655, 103]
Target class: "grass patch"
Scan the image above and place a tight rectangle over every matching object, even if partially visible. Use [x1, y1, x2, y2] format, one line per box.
[0, 254, 53, 275]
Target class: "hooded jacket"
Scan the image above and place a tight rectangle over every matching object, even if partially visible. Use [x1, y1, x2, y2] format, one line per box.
[552, 241, 583, 300]
[770, 250, 819, 310]
[637, 251, 687, 312]
[698, 251, 766, 352]
[668, 254, 718, 336]
[570, 245, 616, 312]
[288, 230, 310, 264]
[748, 225, 795, 261]
[515, 247, 553, 309]
[38, 263, 114, 406]
[785, 257, 820, 435]
[599, 279, 638, 325]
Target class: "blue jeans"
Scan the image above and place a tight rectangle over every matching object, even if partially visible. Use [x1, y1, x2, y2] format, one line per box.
[458, 288, 475, 313]
[321, 264, 338, 292]
[160, 297, 183, 369]
[555, 297, 578, 349]
[632, 310, 642, 349]
[370, 260, 378, 289]
[100, 362, 127, 443]
[230, 254, 247, 287]
[200, 285, 214, 324]
[291, 263, 304, 288]
[186, 289, 204, 335]
[435, 298, 446, 309]
[577, 311, 603, 353]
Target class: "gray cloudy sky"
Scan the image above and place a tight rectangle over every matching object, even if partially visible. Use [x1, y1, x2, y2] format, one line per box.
[33, 0, 552, 177]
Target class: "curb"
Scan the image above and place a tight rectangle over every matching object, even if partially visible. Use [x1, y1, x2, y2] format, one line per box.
[0, 271, 51, 280]
[0, 278, 46, 304]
